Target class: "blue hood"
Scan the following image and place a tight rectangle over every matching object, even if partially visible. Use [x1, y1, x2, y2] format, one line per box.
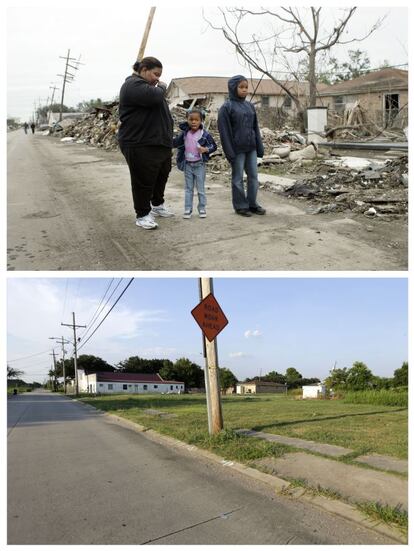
[228, 75, 248, 101]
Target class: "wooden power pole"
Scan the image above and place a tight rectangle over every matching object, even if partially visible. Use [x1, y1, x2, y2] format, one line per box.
[199, 278, 224, 435]
[61, 313, 86, 395]
[137, 7, 156, 61]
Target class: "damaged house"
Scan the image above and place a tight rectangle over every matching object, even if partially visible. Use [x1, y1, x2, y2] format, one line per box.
[166, 76, 312, 116]
[318, 68, 408, 129]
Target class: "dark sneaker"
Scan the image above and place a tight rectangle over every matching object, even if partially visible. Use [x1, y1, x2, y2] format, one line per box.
[249, 205, 266, 215]
[235, 209, 252, 217]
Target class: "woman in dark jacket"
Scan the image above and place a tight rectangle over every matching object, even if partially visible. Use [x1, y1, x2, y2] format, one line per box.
[218, 75, 266, 217]
[118, 57, 174, 230]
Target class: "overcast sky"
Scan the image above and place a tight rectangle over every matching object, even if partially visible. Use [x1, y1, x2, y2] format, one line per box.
[6, 3, 409, 121]
[7, 277, 407, 384]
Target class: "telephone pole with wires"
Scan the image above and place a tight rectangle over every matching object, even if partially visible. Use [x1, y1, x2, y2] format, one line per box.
[49, 336, 71, 394]
[61, 313, 86, 395]
[57, 49, 84, 122]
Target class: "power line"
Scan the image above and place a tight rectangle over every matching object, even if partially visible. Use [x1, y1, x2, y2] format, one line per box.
[78, 278, 116, 340]
[8, 349, 52, 363]
[77, 278, 134, 352]
[78, 279, 123, 342]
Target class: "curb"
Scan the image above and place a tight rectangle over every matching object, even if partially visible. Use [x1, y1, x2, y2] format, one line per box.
[77, 401, 407, 544]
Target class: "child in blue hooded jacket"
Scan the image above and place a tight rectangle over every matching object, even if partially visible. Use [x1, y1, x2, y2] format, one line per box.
[218, 75, 266, 216]
[173, 108, 217, 218]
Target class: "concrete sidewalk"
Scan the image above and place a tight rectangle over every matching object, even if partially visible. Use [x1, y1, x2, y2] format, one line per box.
[237, 428, 407, 511]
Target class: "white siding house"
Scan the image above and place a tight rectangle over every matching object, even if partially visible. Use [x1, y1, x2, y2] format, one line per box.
[302, 383, 326, 399]
[76, 370, 185, 395]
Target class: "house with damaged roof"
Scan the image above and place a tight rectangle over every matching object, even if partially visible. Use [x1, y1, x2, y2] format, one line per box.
[166, 76, 319, 116]
[318, 68, 408, 128]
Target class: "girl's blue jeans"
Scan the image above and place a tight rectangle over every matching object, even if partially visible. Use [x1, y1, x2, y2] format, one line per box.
[231, 150, 259, 210]
[184, 161, 206, 213]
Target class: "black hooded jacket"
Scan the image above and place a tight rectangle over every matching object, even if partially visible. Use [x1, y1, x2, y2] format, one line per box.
[217, 75, 264, 163]
[118, 74, 173, 148]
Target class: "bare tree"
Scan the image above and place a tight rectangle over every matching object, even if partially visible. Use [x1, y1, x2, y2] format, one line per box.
[204, 7, 384, 114]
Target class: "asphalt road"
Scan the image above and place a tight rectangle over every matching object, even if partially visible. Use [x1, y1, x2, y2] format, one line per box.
[7, 130, 407, 270]
[7, 391, 397, 545]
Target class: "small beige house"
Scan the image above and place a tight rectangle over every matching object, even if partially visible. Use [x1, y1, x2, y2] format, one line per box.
[236, 381, 286, 394]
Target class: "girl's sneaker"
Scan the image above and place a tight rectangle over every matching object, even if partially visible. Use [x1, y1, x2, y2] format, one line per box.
[183, 211, 192, 219]
[199, 210, 207, 218]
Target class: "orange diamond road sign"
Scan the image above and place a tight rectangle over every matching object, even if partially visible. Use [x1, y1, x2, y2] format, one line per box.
[191, 293, 229, 342]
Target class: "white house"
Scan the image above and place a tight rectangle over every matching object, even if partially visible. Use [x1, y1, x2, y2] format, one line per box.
[302, 383, 326, 399]
[76, 370, 185, 395]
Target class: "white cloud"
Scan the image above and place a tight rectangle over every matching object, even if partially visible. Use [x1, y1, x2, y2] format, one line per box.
[229, 352, 248, 358]
[244, 329, 262, 338]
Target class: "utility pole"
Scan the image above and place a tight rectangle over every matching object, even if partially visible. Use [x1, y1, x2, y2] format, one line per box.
[137, 7, 156, 61]
[57, 49, 83, 122]
[61, 313, 86, 395]
[49, 336, 70, 394]
[199, 279, 213, 433]
[48, 84, 59, 125]
[49, 349, 57, 391]
[199, 278, 223, 435]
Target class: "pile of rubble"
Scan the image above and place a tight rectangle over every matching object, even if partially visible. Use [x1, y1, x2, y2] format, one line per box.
[262, 155, 408, 217]
[59, 102, 120, 150]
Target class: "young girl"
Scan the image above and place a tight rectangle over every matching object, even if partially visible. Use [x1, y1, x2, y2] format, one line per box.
[218, 75, 266, 217]
[173, 108, 217, 218]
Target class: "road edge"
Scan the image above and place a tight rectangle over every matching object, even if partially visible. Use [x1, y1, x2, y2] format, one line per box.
[74, 399, 406, 544]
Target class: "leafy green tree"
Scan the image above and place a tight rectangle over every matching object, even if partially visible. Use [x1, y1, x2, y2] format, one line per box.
[324, 367, 348, 389]
[285, 367, 302, 387]
[77, 355, 114, 373]
[219, 367, 238, 392]
[160, 358, 204, 390]
[116, 356, 172, 374]
[55, 358, 74, 379]
[393, 362, 408, 387]
[346, 361, 373, 390]
[262, 370, 286, 384]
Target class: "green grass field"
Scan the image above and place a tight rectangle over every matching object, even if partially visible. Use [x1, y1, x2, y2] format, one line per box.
[80, 393, 407, 460]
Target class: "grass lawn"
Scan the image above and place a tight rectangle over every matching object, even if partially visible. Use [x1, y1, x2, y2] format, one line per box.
[80, 393, 407, 460]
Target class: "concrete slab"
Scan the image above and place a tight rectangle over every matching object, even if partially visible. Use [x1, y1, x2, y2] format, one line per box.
[236, 429, 353, 457]
[355, 454, 408, 474]
[257, 173, 296, 191]
[254, 453, 407, 510]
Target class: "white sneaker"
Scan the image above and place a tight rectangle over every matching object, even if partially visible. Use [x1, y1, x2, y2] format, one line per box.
[183, 211, 192, 219]
[151, 203, 175, 217]
[136, 213, 158, 230]
[199, 211, 207, 218]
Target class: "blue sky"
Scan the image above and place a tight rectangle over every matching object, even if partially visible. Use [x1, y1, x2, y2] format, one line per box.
[7, 277, 407, 384]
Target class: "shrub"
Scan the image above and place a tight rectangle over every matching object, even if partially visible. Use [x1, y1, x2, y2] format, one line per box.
[343, 389, 407, 407]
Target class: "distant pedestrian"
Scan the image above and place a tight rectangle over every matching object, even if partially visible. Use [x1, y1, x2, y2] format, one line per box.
[23, 122, 29, 134]
[173, 108, 217, 219]
[118, 56, 174, 230]
[30, 122, 35, 134]
[218, 75, 266, 217]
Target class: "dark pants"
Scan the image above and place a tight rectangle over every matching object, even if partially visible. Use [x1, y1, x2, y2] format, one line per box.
[120, 144, 172, 218]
